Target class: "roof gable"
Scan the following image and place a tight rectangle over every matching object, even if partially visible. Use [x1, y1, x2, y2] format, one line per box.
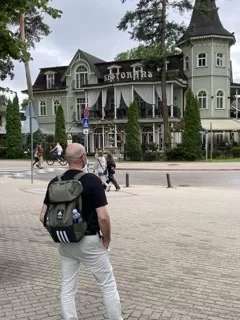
[61, 49, 106, 81]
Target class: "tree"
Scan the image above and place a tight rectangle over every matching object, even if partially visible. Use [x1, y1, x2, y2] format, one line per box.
[125, 100, 141, 160]
[0, 0, 61, 89]
[115, 43, 179, 61]
[21, 98, 29, 111]
[55, 105, 67, 148]
[117, 0, 192, 151]
[5, 95, 22, 158]
[182, 88, 202, 160]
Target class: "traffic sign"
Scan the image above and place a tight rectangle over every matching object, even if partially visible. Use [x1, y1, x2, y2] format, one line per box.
[84, 106, 89, 118]
[24, 101, 36, 118]
[83, 118, 89, 128]
[83, 129, 89, 135]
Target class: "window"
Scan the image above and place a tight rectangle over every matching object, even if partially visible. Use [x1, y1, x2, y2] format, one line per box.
[46, 73, 55, 89]
[53, 98, 61, 115]
[216, 53, 224, 67]
[39, 100, 47, 116]
[216, 90, 224, 109]
[184, 56, 190, 70]
[75, 65, 88, 89]
[198, 91, 207, 109]
[197, 53, 207, 67]
[76, 97, 86, 120]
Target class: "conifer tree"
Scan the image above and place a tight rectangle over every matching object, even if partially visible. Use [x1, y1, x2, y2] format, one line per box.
[126, 100, 141, 160]
[182, 88, 202, 160]
[54, 105, 67, 148]
[5, 95, 22, 158]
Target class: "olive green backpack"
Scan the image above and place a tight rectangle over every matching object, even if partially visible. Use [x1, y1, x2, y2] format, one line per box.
[44, 172, 91, 243]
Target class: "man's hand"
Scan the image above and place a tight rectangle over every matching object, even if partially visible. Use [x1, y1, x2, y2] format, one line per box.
[102, 237, 110, 249]
[39, 204, 47, 224]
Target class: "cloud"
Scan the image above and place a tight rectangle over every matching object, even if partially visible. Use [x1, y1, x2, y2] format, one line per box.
[2, 0, 240, 102]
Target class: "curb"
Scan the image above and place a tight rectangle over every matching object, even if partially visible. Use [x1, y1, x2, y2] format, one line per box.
[116, 168, 240, 172]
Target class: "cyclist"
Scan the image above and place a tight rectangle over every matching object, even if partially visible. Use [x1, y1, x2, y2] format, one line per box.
[50, 142, 63, 162]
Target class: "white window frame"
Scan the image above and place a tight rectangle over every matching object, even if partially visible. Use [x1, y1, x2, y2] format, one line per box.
[38, 99, 47, 116]
[46, 73, 55, 89]
[76, 97, 86, 120]
[216, 90, 224, 109]
[75, 65, 88, 89]
[197, 53, 207, 68]
[198, 90, 207, 109]
[216, 52, 224, 67]
[184, 56, 190, 70]
[52, 98, 61, 115]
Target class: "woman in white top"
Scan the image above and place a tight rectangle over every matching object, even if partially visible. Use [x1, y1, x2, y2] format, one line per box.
[50, 142, 63, 161]
[93, 150, 108, 188]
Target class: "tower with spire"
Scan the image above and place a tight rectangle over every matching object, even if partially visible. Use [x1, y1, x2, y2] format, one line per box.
[178, 0, 235, 119]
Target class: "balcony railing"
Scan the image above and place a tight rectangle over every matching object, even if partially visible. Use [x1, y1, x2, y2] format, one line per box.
[72, 80, 88, 90]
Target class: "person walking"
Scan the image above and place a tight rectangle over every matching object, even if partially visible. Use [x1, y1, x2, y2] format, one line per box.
[106, 153, 120, 191]
[32, 145, 39, 167]
[33, 143, 43, 168]
[39, 143, 123, 320]
[93, 149, 108, 189]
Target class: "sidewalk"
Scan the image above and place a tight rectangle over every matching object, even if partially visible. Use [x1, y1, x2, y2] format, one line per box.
[1, 159, 240, 171]
[1, 179, 240, 319]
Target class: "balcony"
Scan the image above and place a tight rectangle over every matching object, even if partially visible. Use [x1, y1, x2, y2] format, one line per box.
[72, 80, 88, 90]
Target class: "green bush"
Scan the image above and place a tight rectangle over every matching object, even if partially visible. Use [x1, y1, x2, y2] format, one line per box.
[165, 145, 187, 161]
[231, 147, 240, 158]
[142, 151, 162, 161]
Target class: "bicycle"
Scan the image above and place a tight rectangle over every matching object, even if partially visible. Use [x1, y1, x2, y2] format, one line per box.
[46, 154, 67, 166]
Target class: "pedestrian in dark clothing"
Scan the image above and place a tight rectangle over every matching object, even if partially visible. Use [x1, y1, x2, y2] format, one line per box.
[106, 153, 120, 191]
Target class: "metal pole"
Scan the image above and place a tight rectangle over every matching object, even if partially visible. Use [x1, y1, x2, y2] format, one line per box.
[30, 101, 33, 184]
[210, 122, 213, 161]
[166, 173, 172, 188]
[125, 173, 129, 187]
[86, 133, 89, 153]
[205, 132, 208, 162]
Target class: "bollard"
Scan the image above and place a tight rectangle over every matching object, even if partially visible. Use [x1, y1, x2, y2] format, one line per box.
[166, 173, 172, 188]
[125, 173, 129, 187]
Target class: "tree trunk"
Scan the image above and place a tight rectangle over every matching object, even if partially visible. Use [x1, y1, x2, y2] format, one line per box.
[19, 13, 33, 103]
[160, 0, 170, 151]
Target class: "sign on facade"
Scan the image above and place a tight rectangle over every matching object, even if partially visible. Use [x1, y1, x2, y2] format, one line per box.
[104, 70, 153, 82]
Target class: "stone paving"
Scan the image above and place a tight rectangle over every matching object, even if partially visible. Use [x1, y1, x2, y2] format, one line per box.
[1, 179, 240, 319]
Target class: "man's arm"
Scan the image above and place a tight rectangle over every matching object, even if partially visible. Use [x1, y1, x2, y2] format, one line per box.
[96, 206, 111, 249]
[39, 204, 47, 224]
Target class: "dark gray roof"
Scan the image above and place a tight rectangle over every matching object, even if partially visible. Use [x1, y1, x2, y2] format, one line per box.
[80, 50, 106, 78]
[178, 0, 235, 43]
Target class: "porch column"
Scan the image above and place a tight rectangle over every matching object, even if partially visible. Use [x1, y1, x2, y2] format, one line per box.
[236, 88, 239, 119]
[152, 85, 155, 118]
[114, 87, 117, 119]
[157, 125, 160, 149]
[152, 123, 156, 143]
[90, 132, 94, 153]
[102, 125, 105, 150]
[180, 88, 183, 118]
[114, 123, 117, 147]
[170, 84, 174, 117]
[132, 85, 134, 102]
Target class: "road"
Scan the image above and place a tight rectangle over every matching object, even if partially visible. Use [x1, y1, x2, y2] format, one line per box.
[1, 164, 240, 188]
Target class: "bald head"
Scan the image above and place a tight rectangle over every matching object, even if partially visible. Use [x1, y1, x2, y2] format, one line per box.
[65, 143, 86, 166]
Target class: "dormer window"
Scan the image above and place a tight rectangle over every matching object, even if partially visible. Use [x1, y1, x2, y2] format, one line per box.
[46, 73, 55, 89]
[197, 53, 207, 67]
[184, 56, 190, 70]
[75, 65, 88, 89]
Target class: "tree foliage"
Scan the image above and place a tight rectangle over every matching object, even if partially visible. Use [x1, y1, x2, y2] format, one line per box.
[0, 0, 61, 87]
[182, 88, 202, 160]
[21, 98, 29, 111]
[5, 95, 23, 158]
[125, 100, 141, 160]
[118, 0, 192, 151]
[55, 105, 67, 148]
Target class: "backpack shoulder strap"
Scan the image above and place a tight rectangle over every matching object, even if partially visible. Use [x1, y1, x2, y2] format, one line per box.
[57, 175, 63, 181]
[73, 171, 87, 181]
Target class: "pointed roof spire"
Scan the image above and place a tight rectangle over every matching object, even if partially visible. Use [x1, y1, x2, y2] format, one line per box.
[178, 0, 235, 44]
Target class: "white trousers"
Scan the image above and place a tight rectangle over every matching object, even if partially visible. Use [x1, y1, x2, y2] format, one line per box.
[59, 235, 123, 320]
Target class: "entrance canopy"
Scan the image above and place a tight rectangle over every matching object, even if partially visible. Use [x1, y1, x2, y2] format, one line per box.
[172, 118, 240, 132]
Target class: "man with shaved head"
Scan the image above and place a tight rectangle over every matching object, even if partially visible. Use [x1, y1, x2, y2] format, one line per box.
[40, 143, 123, 320]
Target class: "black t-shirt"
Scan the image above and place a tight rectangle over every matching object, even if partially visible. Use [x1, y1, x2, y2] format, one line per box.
[43, 170, 108, 232]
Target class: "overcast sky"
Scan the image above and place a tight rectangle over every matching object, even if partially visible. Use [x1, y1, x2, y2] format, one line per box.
[4, 0, 240, 102]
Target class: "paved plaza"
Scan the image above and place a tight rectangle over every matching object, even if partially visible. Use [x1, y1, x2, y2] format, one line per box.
[1, 178, 240, 319]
